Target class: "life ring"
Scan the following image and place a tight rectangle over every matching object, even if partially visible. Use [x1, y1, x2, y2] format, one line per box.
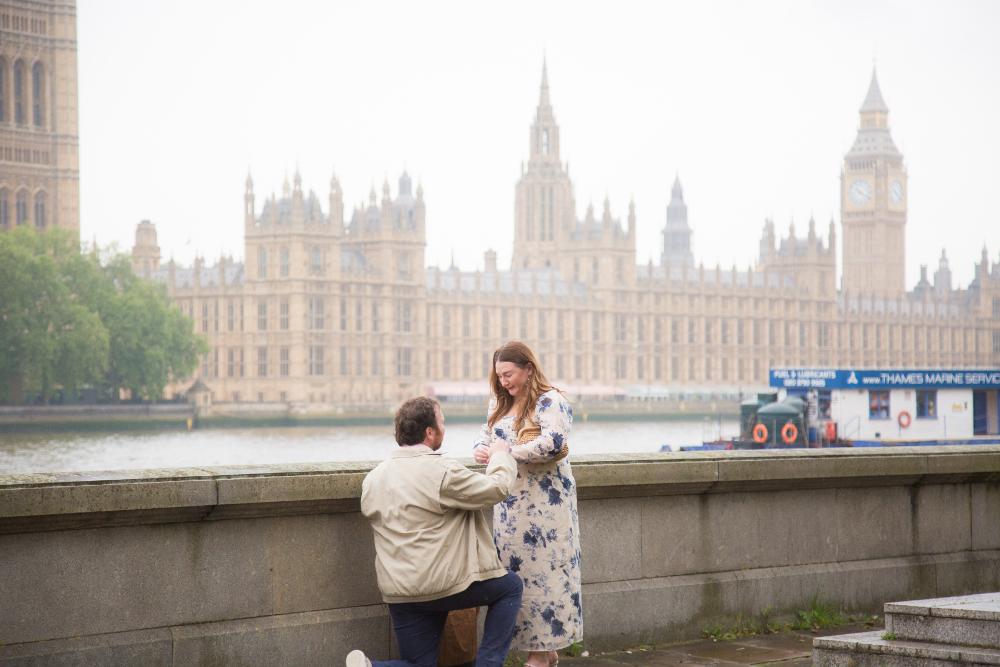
[897, 411, 912, 429]
[752, 423, 768, 444]
[780, 422, 798, 445]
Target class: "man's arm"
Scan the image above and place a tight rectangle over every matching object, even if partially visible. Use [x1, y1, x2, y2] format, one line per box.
[439, 448, 516, 511]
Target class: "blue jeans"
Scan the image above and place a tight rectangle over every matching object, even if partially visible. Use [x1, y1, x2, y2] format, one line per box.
[373, 571, 524, 667]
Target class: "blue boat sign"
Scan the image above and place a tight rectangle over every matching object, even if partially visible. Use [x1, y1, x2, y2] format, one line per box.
[769, 368, 1000, 390]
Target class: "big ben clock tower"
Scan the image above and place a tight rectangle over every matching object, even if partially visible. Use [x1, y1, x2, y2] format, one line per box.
[840, 69, 908, 297]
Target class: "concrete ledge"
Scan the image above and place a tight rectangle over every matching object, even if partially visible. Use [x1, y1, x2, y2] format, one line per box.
[0, 606, 390, 667]
[2, 447, 998, 532]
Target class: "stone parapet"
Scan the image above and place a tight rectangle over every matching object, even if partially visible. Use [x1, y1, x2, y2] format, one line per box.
[2, 447, 999, 665]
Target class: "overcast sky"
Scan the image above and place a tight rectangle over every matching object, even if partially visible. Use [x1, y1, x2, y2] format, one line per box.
[78, 0, 1000, 288]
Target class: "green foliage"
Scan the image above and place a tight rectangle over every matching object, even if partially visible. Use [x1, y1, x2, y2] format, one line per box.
[703, 600, 852, 642]
[881, 631, 897, 641]
[0, 228, 206, 403]
[562, 642, 585, 657]
[790, 596, 848, 632]
[703, 613, 769, 642]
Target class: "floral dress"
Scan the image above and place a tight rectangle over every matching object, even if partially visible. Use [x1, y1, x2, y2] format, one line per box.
[473, 389, 583, 651]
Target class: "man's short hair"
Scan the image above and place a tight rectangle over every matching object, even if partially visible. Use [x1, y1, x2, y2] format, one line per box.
[394, 397, 440, 446]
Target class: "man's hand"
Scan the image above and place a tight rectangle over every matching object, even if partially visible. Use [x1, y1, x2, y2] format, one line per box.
[489, 438, 511, 458]
[473, 446, 490, 464]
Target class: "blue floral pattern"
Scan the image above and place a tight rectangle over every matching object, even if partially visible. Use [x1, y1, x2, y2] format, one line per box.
[474, 389, 583, 651]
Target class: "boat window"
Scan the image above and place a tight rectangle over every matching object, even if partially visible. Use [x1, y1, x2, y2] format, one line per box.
[916, 390, 937, 419]
[869, 390, 890, 420]
[818, 390, 832, 419]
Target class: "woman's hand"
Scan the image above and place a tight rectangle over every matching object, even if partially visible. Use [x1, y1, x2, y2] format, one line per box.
[473, 446, 490, 464]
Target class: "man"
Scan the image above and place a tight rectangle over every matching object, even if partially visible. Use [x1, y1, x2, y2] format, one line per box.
[348, 397, 521, 667]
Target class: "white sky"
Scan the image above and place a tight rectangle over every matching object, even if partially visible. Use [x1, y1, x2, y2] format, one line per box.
[78, 0, 1000, 288]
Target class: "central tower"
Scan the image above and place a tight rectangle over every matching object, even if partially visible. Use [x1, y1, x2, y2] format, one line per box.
[840, 69, 908, 296]
[512, 61, 575, 270]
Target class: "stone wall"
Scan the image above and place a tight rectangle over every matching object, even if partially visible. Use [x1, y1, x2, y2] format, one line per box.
[2, 447, 999, 665]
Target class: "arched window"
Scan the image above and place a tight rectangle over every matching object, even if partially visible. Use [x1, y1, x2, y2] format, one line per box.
[257, 246, 267, 279]
[34, 191, 46, 229]
[31, 61, 44, 127]
[0, 189, 9, 229]
[13, 59, 25, 125]
[0, 57, 8, 122]
[15, 190, 28, 225]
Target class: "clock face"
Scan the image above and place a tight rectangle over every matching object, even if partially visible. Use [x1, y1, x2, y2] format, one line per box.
[849, 179, 873, 205]
[891, 180, 904, 204]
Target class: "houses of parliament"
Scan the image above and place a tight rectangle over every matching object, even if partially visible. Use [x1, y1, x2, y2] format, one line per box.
[0, 2, 995, 407]
[124, 64, 1000, 406]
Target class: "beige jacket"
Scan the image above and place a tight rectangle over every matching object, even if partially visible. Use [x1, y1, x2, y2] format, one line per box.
[360, 446, 517, 604]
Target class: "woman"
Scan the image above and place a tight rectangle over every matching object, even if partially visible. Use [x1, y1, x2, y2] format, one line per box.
[473, 341, 582, 667]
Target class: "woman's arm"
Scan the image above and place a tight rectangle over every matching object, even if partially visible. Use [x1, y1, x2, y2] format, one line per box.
[473, 397, 498, 450]
[510, 391, 572, 463]
[472, 398, 497, 463]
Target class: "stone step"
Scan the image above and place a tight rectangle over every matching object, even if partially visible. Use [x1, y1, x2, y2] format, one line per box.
[886, 593, 1000, 650]
[813, 630, 1000, 666]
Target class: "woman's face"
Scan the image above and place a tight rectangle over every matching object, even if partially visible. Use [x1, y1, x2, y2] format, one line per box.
[496, 360, 532, 398]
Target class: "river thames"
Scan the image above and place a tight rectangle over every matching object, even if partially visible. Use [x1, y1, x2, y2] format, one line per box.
[0, 418, 738, 474]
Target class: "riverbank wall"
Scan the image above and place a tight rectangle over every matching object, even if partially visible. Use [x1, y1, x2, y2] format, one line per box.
[2, 447, 998, 665]
[0, 400, 739, 433]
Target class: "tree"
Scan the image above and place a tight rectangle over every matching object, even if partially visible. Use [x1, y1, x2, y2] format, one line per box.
[0, 228, 205, 404]
[0, 228, 109, 403]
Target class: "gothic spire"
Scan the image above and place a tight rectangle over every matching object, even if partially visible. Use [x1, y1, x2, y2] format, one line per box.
[860, 68, 889, 113]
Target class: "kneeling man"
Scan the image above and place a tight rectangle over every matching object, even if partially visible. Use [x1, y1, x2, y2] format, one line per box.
[348, 397, 521, 667]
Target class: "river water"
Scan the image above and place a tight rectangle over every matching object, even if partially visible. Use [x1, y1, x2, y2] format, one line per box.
[0, 418, 738, 474]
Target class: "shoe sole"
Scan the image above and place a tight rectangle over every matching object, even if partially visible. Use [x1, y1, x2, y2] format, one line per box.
[346, 649, 369, 667]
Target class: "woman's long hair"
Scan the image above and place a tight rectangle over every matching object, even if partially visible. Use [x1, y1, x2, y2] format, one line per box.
[487, 341, 554, 431]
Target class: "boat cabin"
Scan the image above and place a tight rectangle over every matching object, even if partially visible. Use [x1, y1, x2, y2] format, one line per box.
[769, 368, 1000, 443]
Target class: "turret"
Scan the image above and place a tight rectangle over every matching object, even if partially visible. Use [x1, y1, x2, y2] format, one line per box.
[627, 198, 636, 239]
[244, 172, 255, 228]
[759, 218, 775, 261]
[329, 172, 344, 235]
[934, 248, 952, 297]
[131, 219, 161, 279]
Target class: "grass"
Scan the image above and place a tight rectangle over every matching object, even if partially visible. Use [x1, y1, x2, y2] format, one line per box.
[702, 598, 880, 642]
[881, 631, 897, 641]
[790, 596, 849, 632]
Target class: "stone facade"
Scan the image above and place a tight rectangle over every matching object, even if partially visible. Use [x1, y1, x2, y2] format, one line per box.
[135, 66, 1000, 407]
[0, 0, 79, 236]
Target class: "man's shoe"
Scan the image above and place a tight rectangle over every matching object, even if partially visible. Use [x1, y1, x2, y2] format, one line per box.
[346, 649, 372, 667]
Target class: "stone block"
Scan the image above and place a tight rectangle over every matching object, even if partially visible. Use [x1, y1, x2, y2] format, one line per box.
[973, 484, 1000, 550]
[0, 520, 274, 645]
[888, 613, 1000, 650]
[733, 556, 934, 618]
[834, 486, 912, 561]
[639, 494, 704, 577]
[642, 489, 837, 577]
[814, 629, 1000, 666]
[0, 477, 216, 519]
[573, 459, 717, 499]
[933, 552, 1000, 598]
[715, 452, 926, 492]
[216, 471, 366, 505]
[581, 571, 741, 651]
[266, 513, 382, 613]
[914, 484, 971, 555]
[170, 605, 390, 667]
[0, 628, 171, 666]
[578, 497, 642, 584]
